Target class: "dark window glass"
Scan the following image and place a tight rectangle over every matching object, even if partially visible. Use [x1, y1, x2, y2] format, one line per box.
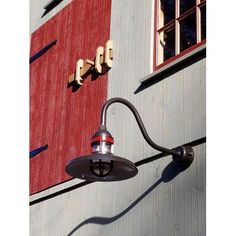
[201, 5, 206, 40]
[157, 0, 206, 66]
[160, 0, 175, 25]
[180, 0, 196, 15]
[163, 27, 175, 61]
[180, 12, 196, 52]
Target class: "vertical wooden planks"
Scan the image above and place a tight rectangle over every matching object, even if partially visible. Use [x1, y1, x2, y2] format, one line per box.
[30, 0, 112, 194]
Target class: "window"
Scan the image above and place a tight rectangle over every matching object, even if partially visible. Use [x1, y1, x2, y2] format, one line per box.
[155, 0, 206, 67]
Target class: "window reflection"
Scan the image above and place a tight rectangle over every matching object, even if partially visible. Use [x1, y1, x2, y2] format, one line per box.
[180, 12, 196, 52]
[201, 5, 206, 40]
[180, 0, 195, 15]
[160, 0, 175, 25]
[160, 27, 175, 62]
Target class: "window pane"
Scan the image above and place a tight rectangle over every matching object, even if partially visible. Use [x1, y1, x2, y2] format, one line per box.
[161, 27, 175, 62]
[201, 5, 206, 40]
[180, 0, 196, 15]
[180, 12, 196, 52]
[160, 0, 175, 25]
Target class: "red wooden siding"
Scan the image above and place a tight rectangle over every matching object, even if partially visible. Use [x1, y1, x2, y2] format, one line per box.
[30, 0, 112, 194]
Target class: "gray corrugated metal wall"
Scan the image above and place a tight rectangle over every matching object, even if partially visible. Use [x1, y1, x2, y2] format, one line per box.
[30, 0, 206, 235]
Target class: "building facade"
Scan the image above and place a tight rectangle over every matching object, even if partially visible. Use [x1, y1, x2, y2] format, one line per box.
[30, 0, 206, 235]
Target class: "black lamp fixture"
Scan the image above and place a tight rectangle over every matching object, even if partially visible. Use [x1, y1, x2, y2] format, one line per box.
[65, 98, 194, 182]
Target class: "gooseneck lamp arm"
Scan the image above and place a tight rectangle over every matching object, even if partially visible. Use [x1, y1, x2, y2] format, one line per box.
[65, 97, 194, 182]
[100, 97, 180, 157]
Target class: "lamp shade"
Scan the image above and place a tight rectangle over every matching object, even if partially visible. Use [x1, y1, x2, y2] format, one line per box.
[65, 153, 138, 181]
[65, 128, 138, 181]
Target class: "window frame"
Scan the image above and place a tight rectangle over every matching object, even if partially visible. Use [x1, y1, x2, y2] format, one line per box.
[154, 0, 206, 71]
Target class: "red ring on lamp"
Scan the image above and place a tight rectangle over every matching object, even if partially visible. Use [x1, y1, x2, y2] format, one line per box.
[91, 136, 114, 144]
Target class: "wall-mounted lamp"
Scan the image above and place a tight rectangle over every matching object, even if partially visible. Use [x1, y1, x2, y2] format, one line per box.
[65, 98, 194, 182]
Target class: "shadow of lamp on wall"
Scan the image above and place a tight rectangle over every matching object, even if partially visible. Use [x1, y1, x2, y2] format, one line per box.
[67, 160, 189, 235]
[65, 97, 194, 182]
